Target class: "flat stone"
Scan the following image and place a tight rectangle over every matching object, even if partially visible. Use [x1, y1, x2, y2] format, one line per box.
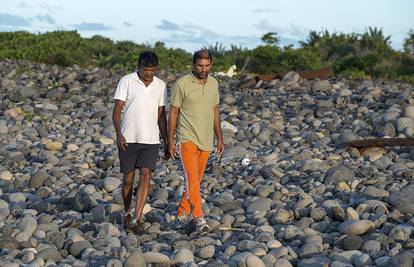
[362, 240, 381, 253]
[0, 236, 18, 249]
[45, 141, 63, 151]
[273, 208, 291, 224]
[297, 256, 331, 267]
[9, 192, 26, 203]
[143, 251, 170, 264]
[246, 255, 266, 267]
[222, 121, 238, 134]
[36, 247, 62, 262]
[17, 216, 37, 239]
[124, 250, 146, 267]
[222, 146, 254, 160]
[299, 242, 324, 258]
[99, 136, 114, 145]
[246, 198, 272, 214]
[389, 184, 414, 214]
[324, 165, 354, 185]
[231, 252, 253, 267]
[171, 248, 194, 265]
[70, 190, 98, 212]
[342, 235, 363, 250]
[312, 80, 332, 93]
[199, 245, 215, 259]
[103, 177, 121, 192]
[69, 240, 92, 257]
[338, 220, 375, 235]
[0, 170, 12, 181]
[275, 258, 294, 267]
[29, 171, 48, 189]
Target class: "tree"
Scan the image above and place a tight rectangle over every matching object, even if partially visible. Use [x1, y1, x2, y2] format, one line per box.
[404, 30, 414, 54]
[360, 27, 392, 55]
[261, 32, 280, 46]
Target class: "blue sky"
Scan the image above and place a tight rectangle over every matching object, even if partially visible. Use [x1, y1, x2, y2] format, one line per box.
[0, 0, 413, 52]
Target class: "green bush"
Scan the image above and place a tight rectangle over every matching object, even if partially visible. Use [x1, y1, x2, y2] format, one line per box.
[0, 30, 414, 83]
[247, 45, 281, 74]
[275, 47, 323, 72]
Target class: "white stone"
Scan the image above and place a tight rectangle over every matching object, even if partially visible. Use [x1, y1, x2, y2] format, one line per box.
[104, 177, 121, 192]
[405, 105, 414, 119]
[67, 144, 79, 151]
[100, 136, 114, 145]
[0, 171, 12, 181]
[221, 121, 238, 134]
[143, 203, 152, 215]
[45, 141, 63, 151]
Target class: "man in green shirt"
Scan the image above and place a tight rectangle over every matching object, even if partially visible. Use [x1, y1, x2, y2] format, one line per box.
[168, 50, 225, 233]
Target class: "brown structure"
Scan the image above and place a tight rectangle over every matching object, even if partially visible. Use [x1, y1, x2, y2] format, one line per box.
[348, 138, 414, 148]
[256, 66, 333, 82]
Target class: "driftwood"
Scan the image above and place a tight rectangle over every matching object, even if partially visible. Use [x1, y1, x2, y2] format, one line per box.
[217, 227, 246, 232]
[348, 138, 414, 148]
[256, 66, 333, 82]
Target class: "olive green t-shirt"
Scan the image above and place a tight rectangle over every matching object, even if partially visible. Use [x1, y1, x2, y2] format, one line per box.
[170, 73, 219, 151]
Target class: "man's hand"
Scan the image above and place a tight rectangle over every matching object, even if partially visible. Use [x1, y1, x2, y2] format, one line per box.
[163, 143, 170, 160]
[169, 141, 177, 160]
[216, 140, 225, 156]
[116, 134, 128, 151]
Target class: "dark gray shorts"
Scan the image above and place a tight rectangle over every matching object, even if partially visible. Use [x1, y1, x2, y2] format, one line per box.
[118, 143, 159, 173]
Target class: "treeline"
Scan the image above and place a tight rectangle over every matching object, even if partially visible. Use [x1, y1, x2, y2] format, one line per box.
[0, 29, 413, 82]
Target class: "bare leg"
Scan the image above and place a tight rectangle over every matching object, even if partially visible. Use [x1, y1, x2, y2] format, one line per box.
[134, 168, 152, 222]
[122, 171, 135, 213]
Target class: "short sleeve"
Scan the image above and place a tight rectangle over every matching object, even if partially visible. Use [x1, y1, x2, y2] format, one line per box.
[159, 83, 167, 107]
[114, 77, 127, 101]
[215, 81, 220, 105]
[170, 81, 183, 108]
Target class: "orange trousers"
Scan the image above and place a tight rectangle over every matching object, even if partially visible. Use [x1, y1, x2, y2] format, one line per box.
[177, 141, 210, 218]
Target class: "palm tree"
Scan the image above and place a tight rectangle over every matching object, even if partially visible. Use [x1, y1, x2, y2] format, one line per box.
[404, 30, 414, 54]
[360, 27, 392, 55]
[261, 32, 280, 46]
[300, 30, 322, 48]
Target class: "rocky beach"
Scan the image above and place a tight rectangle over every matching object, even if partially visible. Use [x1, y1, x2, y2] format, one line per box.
[2, 59, 414, 266]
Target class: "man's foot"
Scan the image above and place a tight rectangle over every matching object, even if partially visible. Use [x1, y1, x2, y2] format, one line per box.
[173, 214, 191, 230]
[128, 222, 145, 235]
[194, 217, 210, 234]
[183, 217, 210, 235]
[123, 214, 132, 228]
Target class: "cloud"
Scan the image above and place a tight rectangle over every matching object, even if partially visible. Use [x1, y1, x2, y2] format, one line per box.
[123, 22, 133, 27]
[252, 8, 278, 13]
[163, 33, 209, 44]
[156, 19, 183, 31]
[155, 20, 261, 50]
[73, 22, 113, 31]
[17, 2, 30, 9]
[40, 3, 61, 13]
[184, 23, 220, 38]
[253, 19, 310, 43]
[0, 13, 31, 26]
[35, 14, 55, 24]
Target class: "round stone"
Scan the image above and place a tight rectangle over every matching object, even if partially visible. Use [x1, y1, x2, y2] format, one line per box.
[342, 235, 363, 250]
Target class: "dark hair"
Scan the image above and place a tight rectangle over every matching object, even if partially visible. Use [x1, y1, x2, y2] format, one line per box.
[137, 51, 159, 67]
[192, 50, 213, 64]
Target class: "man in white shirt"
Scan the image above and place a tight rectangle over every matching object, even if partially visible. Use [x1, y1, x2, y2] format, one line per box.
[112, 51, 168, 233]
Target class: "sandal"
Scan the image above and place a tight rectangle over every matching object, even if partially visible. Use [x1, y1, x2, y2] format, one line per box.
[129, 222, 145, 235]
[123, 214, 132, 228]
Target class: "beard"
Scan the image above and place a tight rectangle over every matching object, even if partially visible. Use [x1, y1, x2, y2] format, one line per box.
[195, 71, 208, 79]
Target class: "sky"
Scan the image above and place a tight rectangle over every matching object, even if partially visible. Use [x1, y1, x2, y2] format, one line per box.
[0, 0, 413, 52]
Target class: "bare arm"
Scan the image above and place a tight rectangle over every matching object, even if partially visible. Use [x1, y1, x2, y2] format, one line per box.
[214, 105, 225, 156]
[112, 100, 127, 150]
[168, 105, 179, 159]
[158, 106, 169, 158]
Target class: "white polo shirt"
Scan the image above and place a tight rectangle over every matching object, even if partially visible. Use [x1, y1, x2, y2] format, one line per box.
[114, 72, 167, 144]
